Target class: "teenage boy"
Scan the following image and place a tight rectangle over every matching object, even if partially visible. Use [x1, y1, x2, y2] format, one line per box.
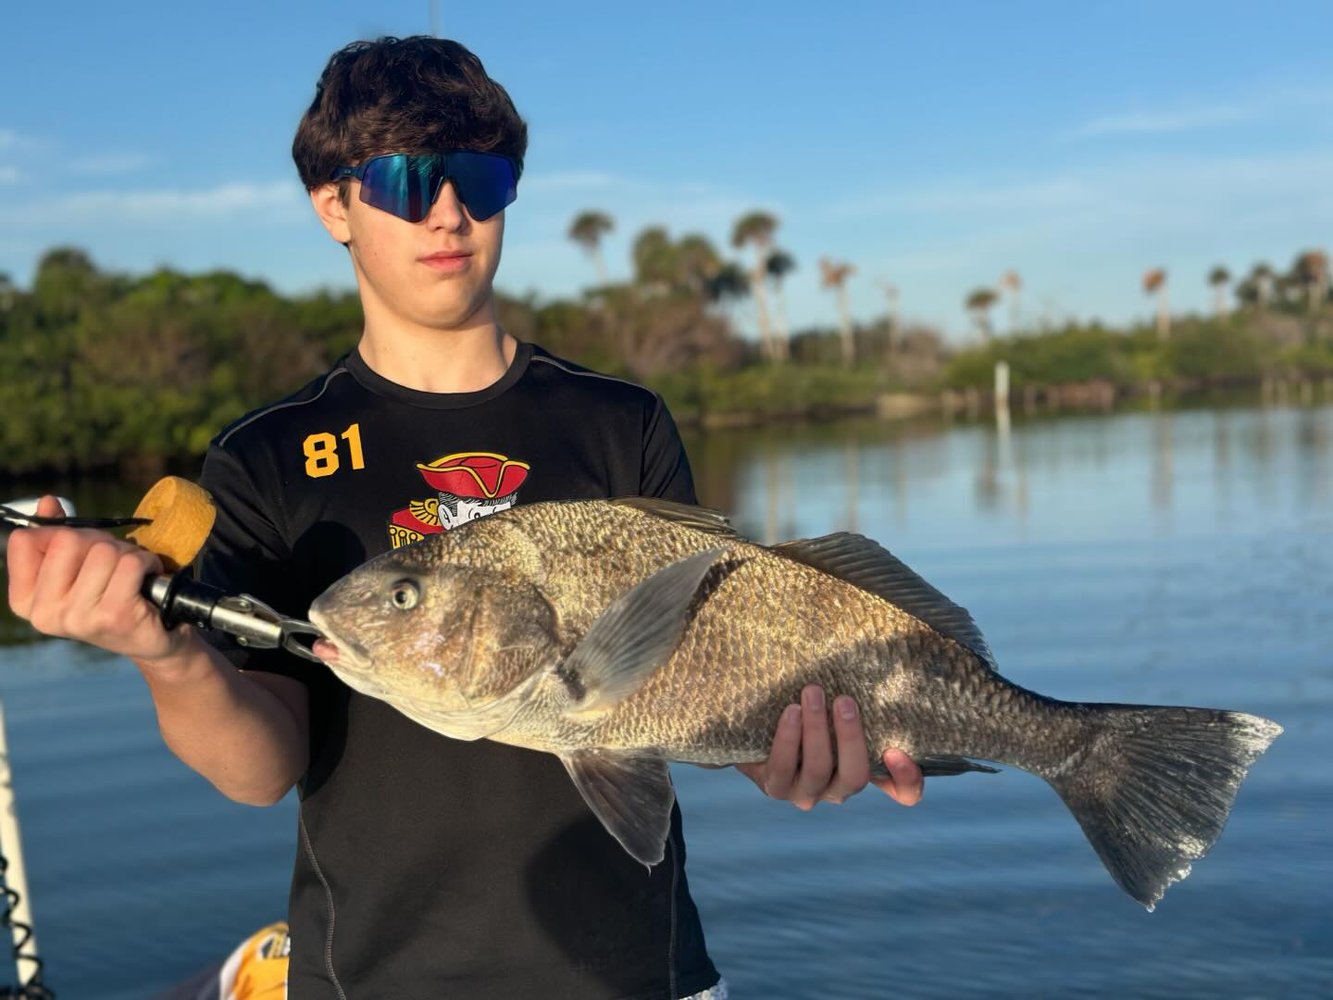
[6, 36, 922, 998]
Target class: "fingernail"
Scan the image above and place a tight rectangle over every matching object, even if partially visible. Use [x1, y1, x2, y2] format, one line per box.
[836, 696, 856, 721]
[803, 686, 824, 711]
[781, 704, 801, 728]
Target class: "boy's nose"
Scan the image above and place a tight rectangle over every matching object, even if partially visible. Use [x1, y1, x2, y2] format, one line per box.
[426, 179, 467, 230]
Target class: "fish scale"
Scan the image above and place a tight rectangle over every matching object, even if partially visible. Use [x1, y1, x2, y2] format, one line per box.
[309, 496, 1281, 910]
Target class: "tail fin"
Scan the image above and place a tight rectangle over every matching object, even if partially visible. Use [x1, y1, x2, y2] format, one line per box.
[1047, 706, 1280, 910]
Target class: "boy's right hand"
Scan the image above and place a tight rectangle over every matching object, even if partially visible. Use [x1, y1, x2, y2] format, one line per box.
[7, 495, 192, 665]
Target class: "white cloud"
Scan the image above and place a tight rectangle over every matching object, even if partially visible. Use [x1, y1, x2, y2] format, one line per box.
[0, 180, 307, 227]
[0, 128, 39, 152]
[521, 170, 626, 193]
[1064, 85, 1333, 140]
[1067, 104, 1253, 138]
[828, 177, 1092, 219]
[67, 152, 154, 176]
[824, 150, 1333, 229]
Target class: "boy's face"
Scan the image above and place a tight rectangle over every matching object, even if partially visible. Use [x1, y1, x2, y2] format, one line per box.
[312, 175, 504, 334]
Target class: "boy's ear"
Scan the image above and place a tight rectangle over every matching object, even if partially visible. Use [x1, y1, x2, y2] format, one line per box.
[310, 184, 352, 245]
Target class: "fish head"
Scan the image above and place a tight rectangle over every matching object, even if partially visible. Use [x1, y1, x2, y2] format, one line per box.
[307, 531, 559, 720]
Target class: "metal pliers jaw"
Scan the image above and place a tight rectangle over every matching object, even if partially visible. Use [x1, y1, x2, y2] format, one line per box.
[144, 575, 326, 664]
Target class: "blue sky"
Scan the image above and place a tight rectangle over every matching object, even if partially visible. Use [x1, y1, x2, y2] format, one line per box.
[3, 1, 1332, 341]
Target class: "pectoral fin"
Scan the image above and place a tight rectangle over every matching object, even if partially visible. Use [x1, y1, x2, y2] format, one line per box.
[557, 548, 723, 715]
[560, 751, 676, 867]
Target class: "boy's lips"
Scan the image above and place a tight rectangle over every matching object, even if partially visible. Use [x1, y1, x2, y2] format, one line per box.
[419, 251, 473, 272]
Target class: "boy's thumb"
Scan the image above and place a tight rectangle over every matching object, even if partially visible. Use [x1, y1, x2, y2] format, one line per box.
[35, 495, 67, 519]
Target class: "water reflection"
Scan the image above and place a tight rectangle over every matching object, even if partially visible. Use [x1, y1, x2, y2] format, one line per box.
[1213, 410, 1232, 525]
[761, 443, 792, 545]
[1152, 411, 1174, 518]
[681, 401, 1333, 554]
[842, 441, 859, 534]
[971, 424, 1028, 525]
[1296, 407, 1330, 508]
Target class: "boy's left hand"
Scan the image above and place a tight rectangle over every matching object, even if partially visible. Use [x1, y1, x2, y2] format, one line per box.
[736, 684, 924, 810]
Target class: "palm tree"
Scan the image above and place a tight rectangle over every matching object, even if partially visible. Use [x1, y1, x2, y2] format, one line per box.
[999, 269, 1022, 331]
[567, 211, 614, 285]
[630, 227, 675, 290]
[1274, 271, 1300, 308]
[1249, 262, 1275, 310]
[1207, 265, 1231, 319]
[765, 249, 796, 362]
[1293, 249, 1329, 314]
[964, 287, 999, 340]
[1142, 268, 1170, 340]
[707, 261, 750, 307]
[875, 280, 900, 355]
[820, 257, 857, 366]
[731, 211, 779, 361]
[676, 233, 723, 296]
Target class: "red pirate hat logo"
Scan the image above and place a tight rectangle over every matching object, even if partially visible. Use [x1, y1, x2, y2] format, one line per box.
[415, 452, 530, 498]
[388, 450, 532, 549]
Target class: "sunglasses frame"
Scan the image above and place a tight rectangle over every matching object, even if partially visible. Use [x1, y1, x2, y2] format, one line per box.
[330, 151, 519, 223]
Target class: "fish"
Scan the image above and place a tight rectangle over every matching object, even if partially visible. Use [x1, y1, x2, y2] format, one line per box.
[307, 497, 1282, 909]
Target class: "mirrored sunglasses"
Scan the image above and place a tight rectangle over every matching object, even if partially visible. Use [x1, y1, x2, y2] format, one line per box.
[330, 151, 518, 223]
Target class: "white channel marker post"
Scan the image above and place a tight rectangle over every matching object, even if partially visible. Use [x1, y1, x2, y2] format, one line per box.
[0, 699, 39, 986]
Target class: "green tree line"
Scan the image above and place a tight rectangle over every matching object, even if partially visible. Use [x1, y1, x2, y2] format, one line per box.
[944, 308, 1333, 393]
[3, 239, 1333, 478]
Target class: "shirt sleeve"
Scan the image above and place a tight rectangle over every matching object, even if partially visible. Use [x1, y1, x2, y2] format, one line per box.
[195, 441, 306, 679]
[639, 393, 697, 504]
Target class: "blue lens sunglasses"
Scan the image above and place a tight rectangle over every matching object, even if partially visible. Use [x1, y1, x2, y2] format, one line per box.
[331, 151, 518, 223]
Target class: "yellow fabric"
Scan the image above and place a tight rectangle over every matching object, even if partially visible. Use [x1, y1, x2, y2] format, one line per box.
[221, 921, 289, 1000]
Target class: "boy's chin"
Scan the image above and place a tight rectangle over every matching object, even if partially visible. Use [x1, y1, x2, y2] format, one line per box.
[424, 302, 495, 333]
[387, 293, 496, 334]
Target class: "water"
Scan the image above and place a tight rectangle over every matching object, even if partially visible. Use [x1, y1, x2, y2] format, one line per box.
[2, 403, 1331, 998]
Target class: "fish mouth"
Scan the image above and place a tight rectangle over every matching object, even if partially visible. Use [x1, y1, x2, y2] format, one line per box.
[306, 609, 372, 669]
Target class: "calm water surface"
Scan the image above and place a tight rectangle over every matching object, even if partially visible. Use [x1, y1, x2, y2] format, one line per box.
[1, 403, 1329, 998]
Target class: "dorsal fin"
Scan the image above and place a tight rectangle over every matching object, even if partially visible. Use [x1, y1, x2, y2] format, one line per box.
[773, 533, 998, 670]
[610, 497, 739, 538]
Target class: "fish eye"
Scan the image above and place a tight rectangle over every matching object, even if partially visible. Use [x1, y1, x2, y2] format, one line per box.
[389, 579, 421, 611]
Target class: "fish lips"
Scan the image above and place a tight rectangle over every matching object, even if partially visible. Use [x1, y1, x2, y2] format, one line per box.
[306, 606, 373, 670]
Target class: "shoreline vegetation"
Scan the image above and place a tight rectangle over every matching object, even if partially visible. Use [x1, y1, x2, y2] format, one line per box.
[2, 245, 1332, 480]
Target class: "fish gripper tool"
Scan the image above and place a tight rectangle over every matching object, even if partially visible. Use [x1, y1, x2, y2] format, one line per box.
[144, 575, 326, 664]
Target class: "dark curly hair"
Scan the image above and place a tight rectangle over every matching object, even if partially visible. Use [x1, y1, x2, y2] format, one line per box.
[292, 36, 528, 191]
